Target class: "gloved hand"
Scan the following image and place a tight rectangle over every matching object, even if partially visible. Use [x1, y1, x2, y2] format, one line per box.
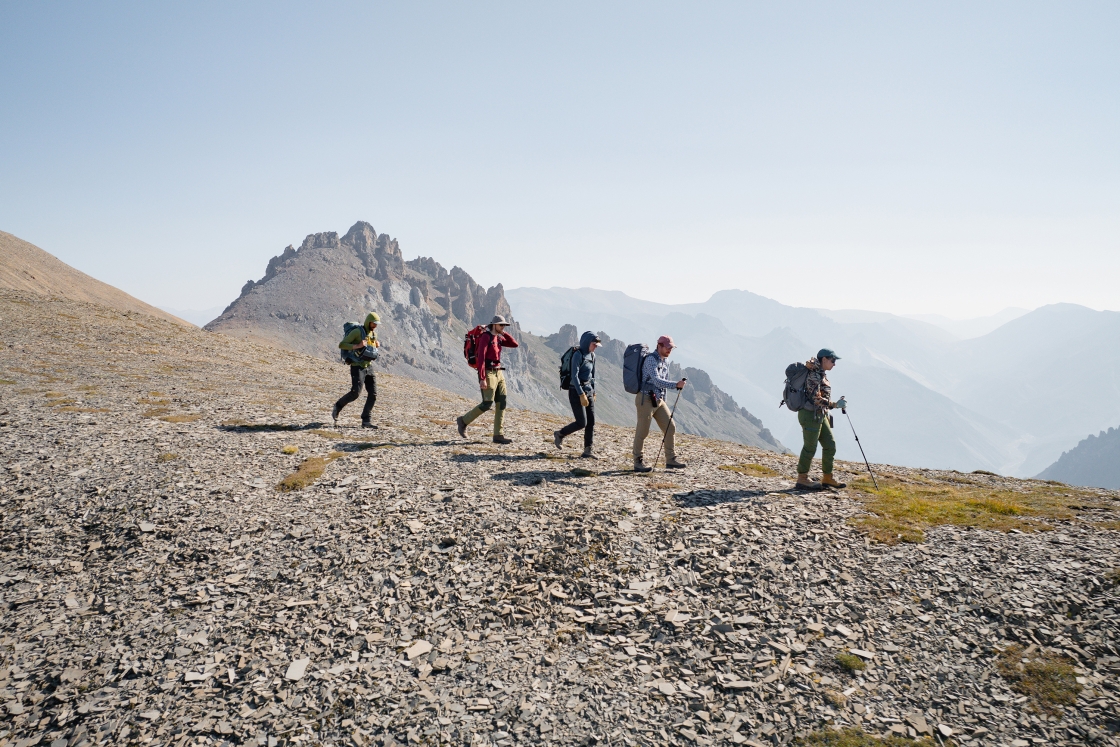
[579, 393, 589, 407]
[835, 397, 847, 410]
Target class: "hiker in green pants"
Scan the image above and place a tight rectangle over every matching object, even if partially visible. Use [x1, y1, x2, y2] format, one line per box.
[796, 348, 847, 490]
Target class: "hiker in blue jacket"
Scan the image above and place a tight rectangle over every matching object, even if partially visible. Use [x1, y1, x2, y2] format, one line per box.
[553, 332, 601, 458]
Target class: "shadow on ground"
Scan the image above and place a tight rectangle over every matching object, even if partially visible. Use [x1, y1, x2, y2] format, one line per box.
[672, 488, 802, 508]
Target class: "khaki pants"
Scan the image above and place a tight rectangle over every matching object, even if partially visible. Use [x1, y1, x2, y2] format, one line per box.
[633, 392, 675, 462]
[462, 369, 507, 436]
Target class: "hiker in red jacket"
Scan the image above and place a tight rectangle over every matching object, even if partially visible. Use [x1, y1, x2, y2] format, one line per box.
[457, 315, 519, 444]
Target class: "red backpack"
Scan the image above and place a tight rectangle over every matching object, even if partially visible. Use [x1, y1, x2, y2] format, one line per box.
[463, 326, 487, 369]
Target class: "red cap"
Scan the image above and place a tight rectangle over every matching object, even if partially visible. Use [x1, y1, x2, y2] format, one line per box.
[657, 335, 675, 349]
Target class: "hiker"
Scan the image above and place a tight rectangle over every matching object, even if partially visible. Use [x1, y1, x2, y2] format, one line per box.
[333, 312, 381, 428]
[632, 335, 687, 472]
[796, 348, 848, 490]
[457, 315, 519, 444]
[553, 331, 601, 458]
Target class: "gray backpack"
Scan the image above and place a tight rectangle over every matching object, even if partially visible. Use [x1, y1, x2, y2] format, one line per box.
[780, 362, 810, 411]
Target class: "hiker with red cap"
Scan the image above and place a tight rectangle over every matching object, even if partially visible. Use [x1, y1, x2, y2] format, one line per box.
[457, 315, 519, 444]
[632, 335, 687, 472]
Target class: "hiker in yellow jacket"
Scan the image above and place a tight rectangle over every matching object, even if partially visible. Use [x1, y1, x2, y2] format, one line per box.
[333, 312, 381, 428]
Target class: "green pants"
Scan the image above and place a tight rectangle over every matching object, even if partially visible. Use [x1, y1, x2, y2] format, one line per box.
[462, 369, 507, 436]
[797, 409, 836, 474]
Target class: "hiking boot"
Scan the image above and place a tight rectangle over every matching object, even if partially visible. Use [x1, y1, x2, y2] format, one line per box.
[456, 416, 467, 438]
[493, 435, 513, 445]
[796, 473, 825, 491]
[665, 458, 687, 469]
[331, 404, 340, 424]
[580, 447, 599, 460]
[553, 430, 564, 450]
[361, 420, 378, 429]
[821, 473, 846, 488]
[633, 459, 652, 473]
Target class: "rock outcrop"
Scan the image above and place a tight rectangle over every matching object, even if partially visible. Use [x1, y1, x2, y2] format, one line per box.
[1037, 426, 1120, 489]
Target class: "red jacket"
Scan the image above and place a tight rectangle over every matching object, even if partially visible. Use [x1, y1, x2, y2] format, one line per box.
[476, 330, 519, 385]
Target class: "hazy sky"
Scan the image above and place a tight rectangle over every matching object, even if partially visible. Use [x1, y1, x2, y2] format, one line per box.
[2, 2, 1117, 317]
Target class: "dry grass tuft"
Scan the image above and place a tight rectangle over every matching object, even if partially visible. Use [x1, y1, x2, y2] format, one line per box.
[280, 445, 299, 455]
[427, 419, 455, 426]
[995, 644, 1081, 716]
[797, 728, 932, 746]
[847, 473, 1112, 545]
[835, 652, 866, 673]
[140, 408, 171, 418]
[156, 453, 179, 462]
[646, 482, 679, 490]
[0, 379, 15, 385]
[137, 397, 171, 406]
[719, 463, 781, 477]
[276, 451, 345, 492]
[159, 413, 203, 423]
[57, 406, 110, 413]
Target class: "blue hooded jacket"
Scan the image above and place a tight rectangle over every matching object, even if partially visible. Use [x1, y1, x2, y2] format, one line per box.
[569, 331, 597, 396]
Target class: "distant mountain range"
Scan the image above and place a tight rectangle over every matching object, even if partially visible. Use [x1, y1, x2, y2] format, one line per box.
[1036, 426, 1120, 489]
[506, 287, 1120, 476]
[204, 222, 784, 453]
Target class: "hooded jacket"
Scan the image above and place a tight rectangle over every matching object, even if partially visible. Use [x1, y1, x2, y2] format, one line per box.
[568, 331, 598, 396]
[339, 312, 381, 368]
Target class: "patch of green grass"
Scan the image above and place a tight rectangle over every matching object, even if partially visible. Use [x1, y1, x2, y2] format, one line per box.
[719, 463, 780, 477]
[847, 473, 1113, 545]
[156, 453, 179, 463]
[570, 467, 597, 477]
[995, 644, 1081, 716]
[280, 445, 299, 455]
[0, 379, 15, 385]
[797, 727, 932, 746]
[835, 652, 866, 673]
[276, 451, 345, 492]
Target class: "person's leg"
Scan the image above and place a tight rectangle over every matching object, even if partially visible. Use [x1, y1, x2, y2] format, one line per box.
[492, 371, 507, 436]
[583, 397, 595, 452]
[651, 400, 676, 461]
[360, 369, 377, 421]
[632, 393, 654, 461]
[797, 409, 823, 474]
[558, 388, 587, 438]
[818, 416, 836, 474]
[334, 366, 362, 413]
[461, 373, 496, 426]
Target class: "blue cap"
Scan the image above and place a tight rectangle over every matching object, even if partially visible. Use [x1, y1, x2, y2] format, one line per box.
[817, 348, 840, 361]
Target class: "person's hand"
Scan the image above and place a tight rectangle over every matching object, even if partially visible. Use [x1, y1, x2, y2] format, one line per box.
[676, 379, 686, 390]
[354, 339, 366, 349]
[579, 393, 589, 407]
[835, 397, 847, 410]
[480, 381, 489, 391]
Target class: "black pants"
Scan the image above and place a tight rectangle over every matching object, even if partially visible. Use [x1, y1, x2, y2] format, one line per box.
[335, 366, 377, 421]
[558, 388, 594, 450]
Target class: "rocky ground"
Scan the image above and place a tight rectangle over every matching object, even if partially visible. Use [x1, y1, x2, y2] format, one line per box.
[2, 288, 1119, 747]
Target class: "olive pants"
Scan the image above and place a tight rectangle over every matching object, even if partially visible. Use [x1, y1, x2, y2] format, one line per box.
[797, 408, 836, 474]
[633, 392, 675, 462]
[461, 369, 507, 436]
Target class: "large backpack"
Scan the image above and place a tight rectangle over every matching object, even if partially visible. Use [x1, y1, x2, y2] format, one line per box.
[622, 343, 649, 395]
[340, 322, 374, 364]
[780, 361, 811, 410]
[463, 326, 487, 369]
[558, 347, 577, 390]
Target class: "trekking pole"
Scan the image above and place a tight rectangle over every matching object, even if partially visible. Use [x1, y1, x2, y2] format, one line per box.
[652, 379, 686, 469]
[841, 404, 878, 490]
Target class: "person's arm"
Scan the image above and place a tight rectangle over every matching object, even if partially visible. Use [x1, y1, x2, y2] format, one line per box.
[570, 350, 586, 394]
[339, 329, 362, 350]
[498, 331, 519, 348]
[644, 355, 677, 390]
[806, 371, 828, 410]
